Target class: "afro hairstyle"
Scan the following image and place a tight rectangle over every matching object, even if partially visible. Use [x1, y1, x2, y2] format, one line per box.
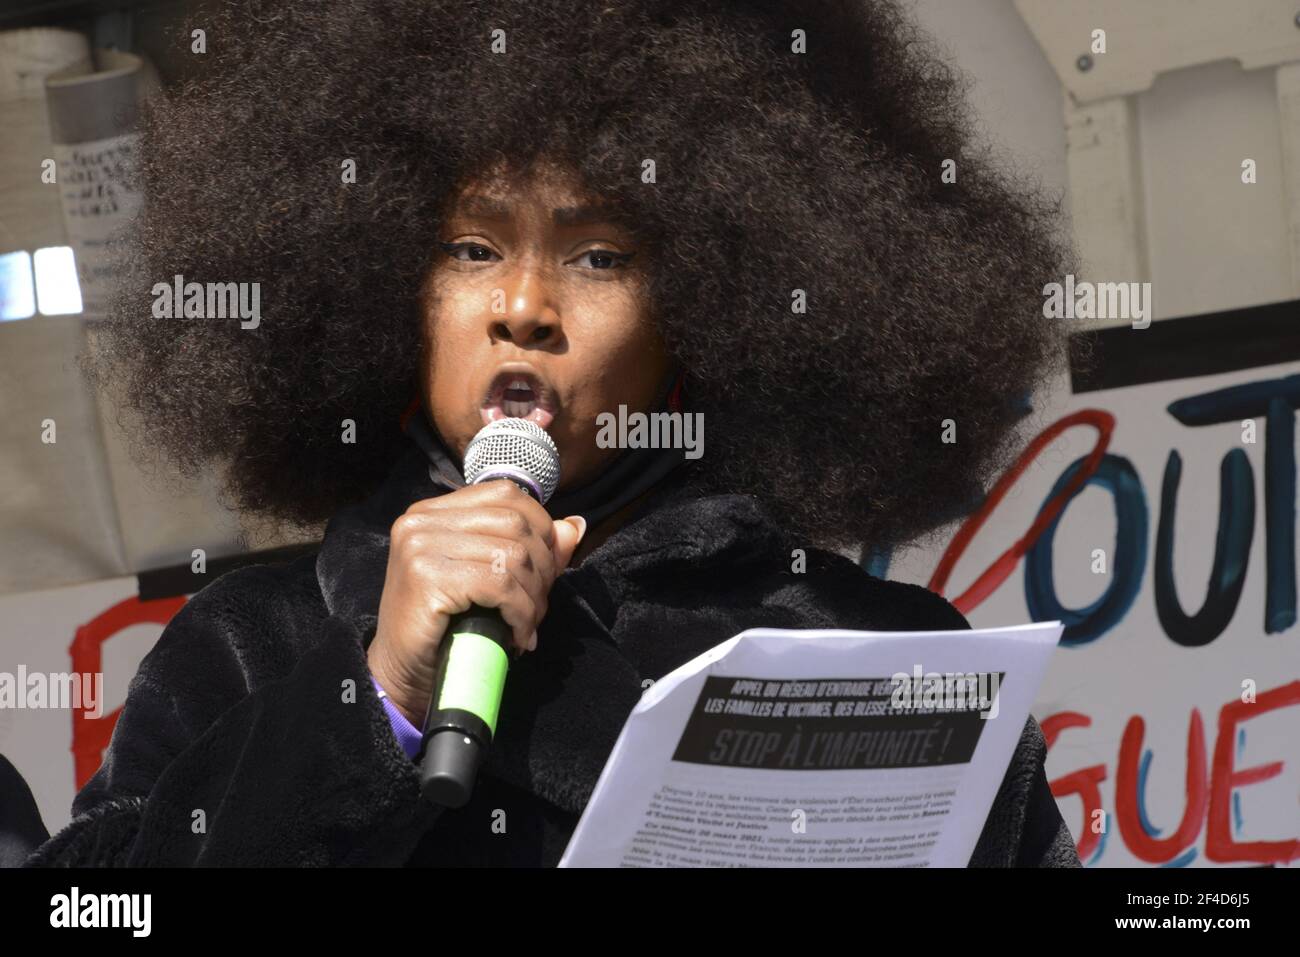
[84, 0, 1082, 553]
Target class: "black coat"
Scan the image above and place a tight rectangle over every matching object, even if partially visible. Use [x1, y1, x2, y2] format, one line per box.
[26, 442, 1081, 867]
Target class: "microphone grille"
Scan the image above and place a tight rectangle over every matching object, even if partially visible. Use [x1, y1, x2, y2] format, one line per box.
[462, 417, 561, 504]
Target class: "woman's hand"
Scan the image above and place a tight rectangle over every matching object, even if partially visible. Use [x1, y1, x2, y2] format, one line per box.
[366, 480, 586, 726]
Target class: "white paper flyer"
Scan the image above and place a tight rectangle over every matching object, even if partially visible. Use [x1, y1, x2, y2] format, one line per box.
[560, 621, 1063, 867]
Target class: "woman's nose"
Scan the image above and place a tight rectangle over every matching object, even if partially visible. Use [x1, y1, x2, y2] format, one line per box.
[488, 273, 562, 346]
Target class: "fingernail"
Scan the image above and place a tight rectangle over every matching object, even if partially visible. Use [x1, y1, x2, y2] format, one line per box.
[567, 515, 587, 542]
[529, 630, 539, 651]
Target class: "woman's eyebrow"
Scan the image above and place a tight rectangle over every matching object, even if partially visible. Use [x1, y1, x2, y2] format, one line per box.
[454, 195, 619, 227]
[552, 203, 619, 227]
[456, 195, 512, 220]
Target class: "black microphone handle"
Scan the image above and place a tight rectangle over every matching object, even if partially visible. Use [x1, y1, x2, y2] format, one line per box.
[417, 602, 513, 808]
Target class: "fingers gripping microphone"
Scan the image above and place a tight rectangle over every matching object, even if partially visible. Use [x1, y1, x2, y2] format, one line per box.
[418, 418, 561, 808]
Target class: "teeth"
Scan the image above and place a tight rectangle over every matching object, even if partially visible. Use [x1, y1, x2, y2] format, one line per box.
[506, 377, 531, 391]
[503, 399, 534, 417]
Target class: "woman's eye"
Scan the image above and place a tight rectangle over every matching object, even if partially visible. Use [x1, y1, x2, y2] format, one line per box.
[573, 249, 635, 270]
[438, 242, 498, 262]
[438, 242, 634, 270]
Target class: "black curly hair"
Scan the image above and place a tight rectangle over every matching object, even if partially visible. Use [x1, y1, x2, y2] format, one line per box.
[85, 0, 1082, 553]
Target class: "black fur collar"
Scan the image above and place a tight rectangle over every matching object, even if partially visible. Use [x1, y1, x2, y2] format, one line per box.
[315, 442, 796, 815]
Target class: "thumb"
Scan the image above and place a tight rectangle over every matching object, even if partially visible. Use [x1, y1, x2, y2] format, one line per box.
[552, 515, 587, 569]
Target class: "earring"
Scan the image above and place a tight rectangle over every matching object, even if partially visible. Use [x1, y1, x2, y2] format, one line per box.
[399, 395, 422, 430]
[668, 371, 686, 413]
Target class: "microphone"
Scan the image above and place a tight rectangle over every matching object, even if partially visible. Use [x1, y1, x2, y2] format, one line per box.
[418, 417, 561, 808]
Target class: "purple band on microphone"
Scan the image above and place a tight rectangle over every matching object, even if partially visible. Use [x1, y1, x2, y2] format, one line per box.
[371, 674, 423, 760]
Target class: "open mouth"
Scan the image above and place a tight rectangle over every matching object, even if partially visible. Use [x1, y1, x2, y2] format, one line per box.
[481, 368, 558, 430]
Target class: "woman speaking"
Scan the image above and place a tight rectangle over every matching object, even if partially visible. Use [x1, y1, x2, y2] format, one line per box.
[27, 0, 1080, 867]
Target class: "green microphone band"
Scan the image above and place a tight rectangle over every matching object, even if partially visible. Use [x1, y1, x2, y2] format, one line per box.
[437, 630, 508, 736]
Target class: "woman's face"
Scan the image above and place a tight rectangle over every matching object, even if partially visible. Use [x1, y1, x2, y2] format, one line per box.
[420, 161, 672, 492]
